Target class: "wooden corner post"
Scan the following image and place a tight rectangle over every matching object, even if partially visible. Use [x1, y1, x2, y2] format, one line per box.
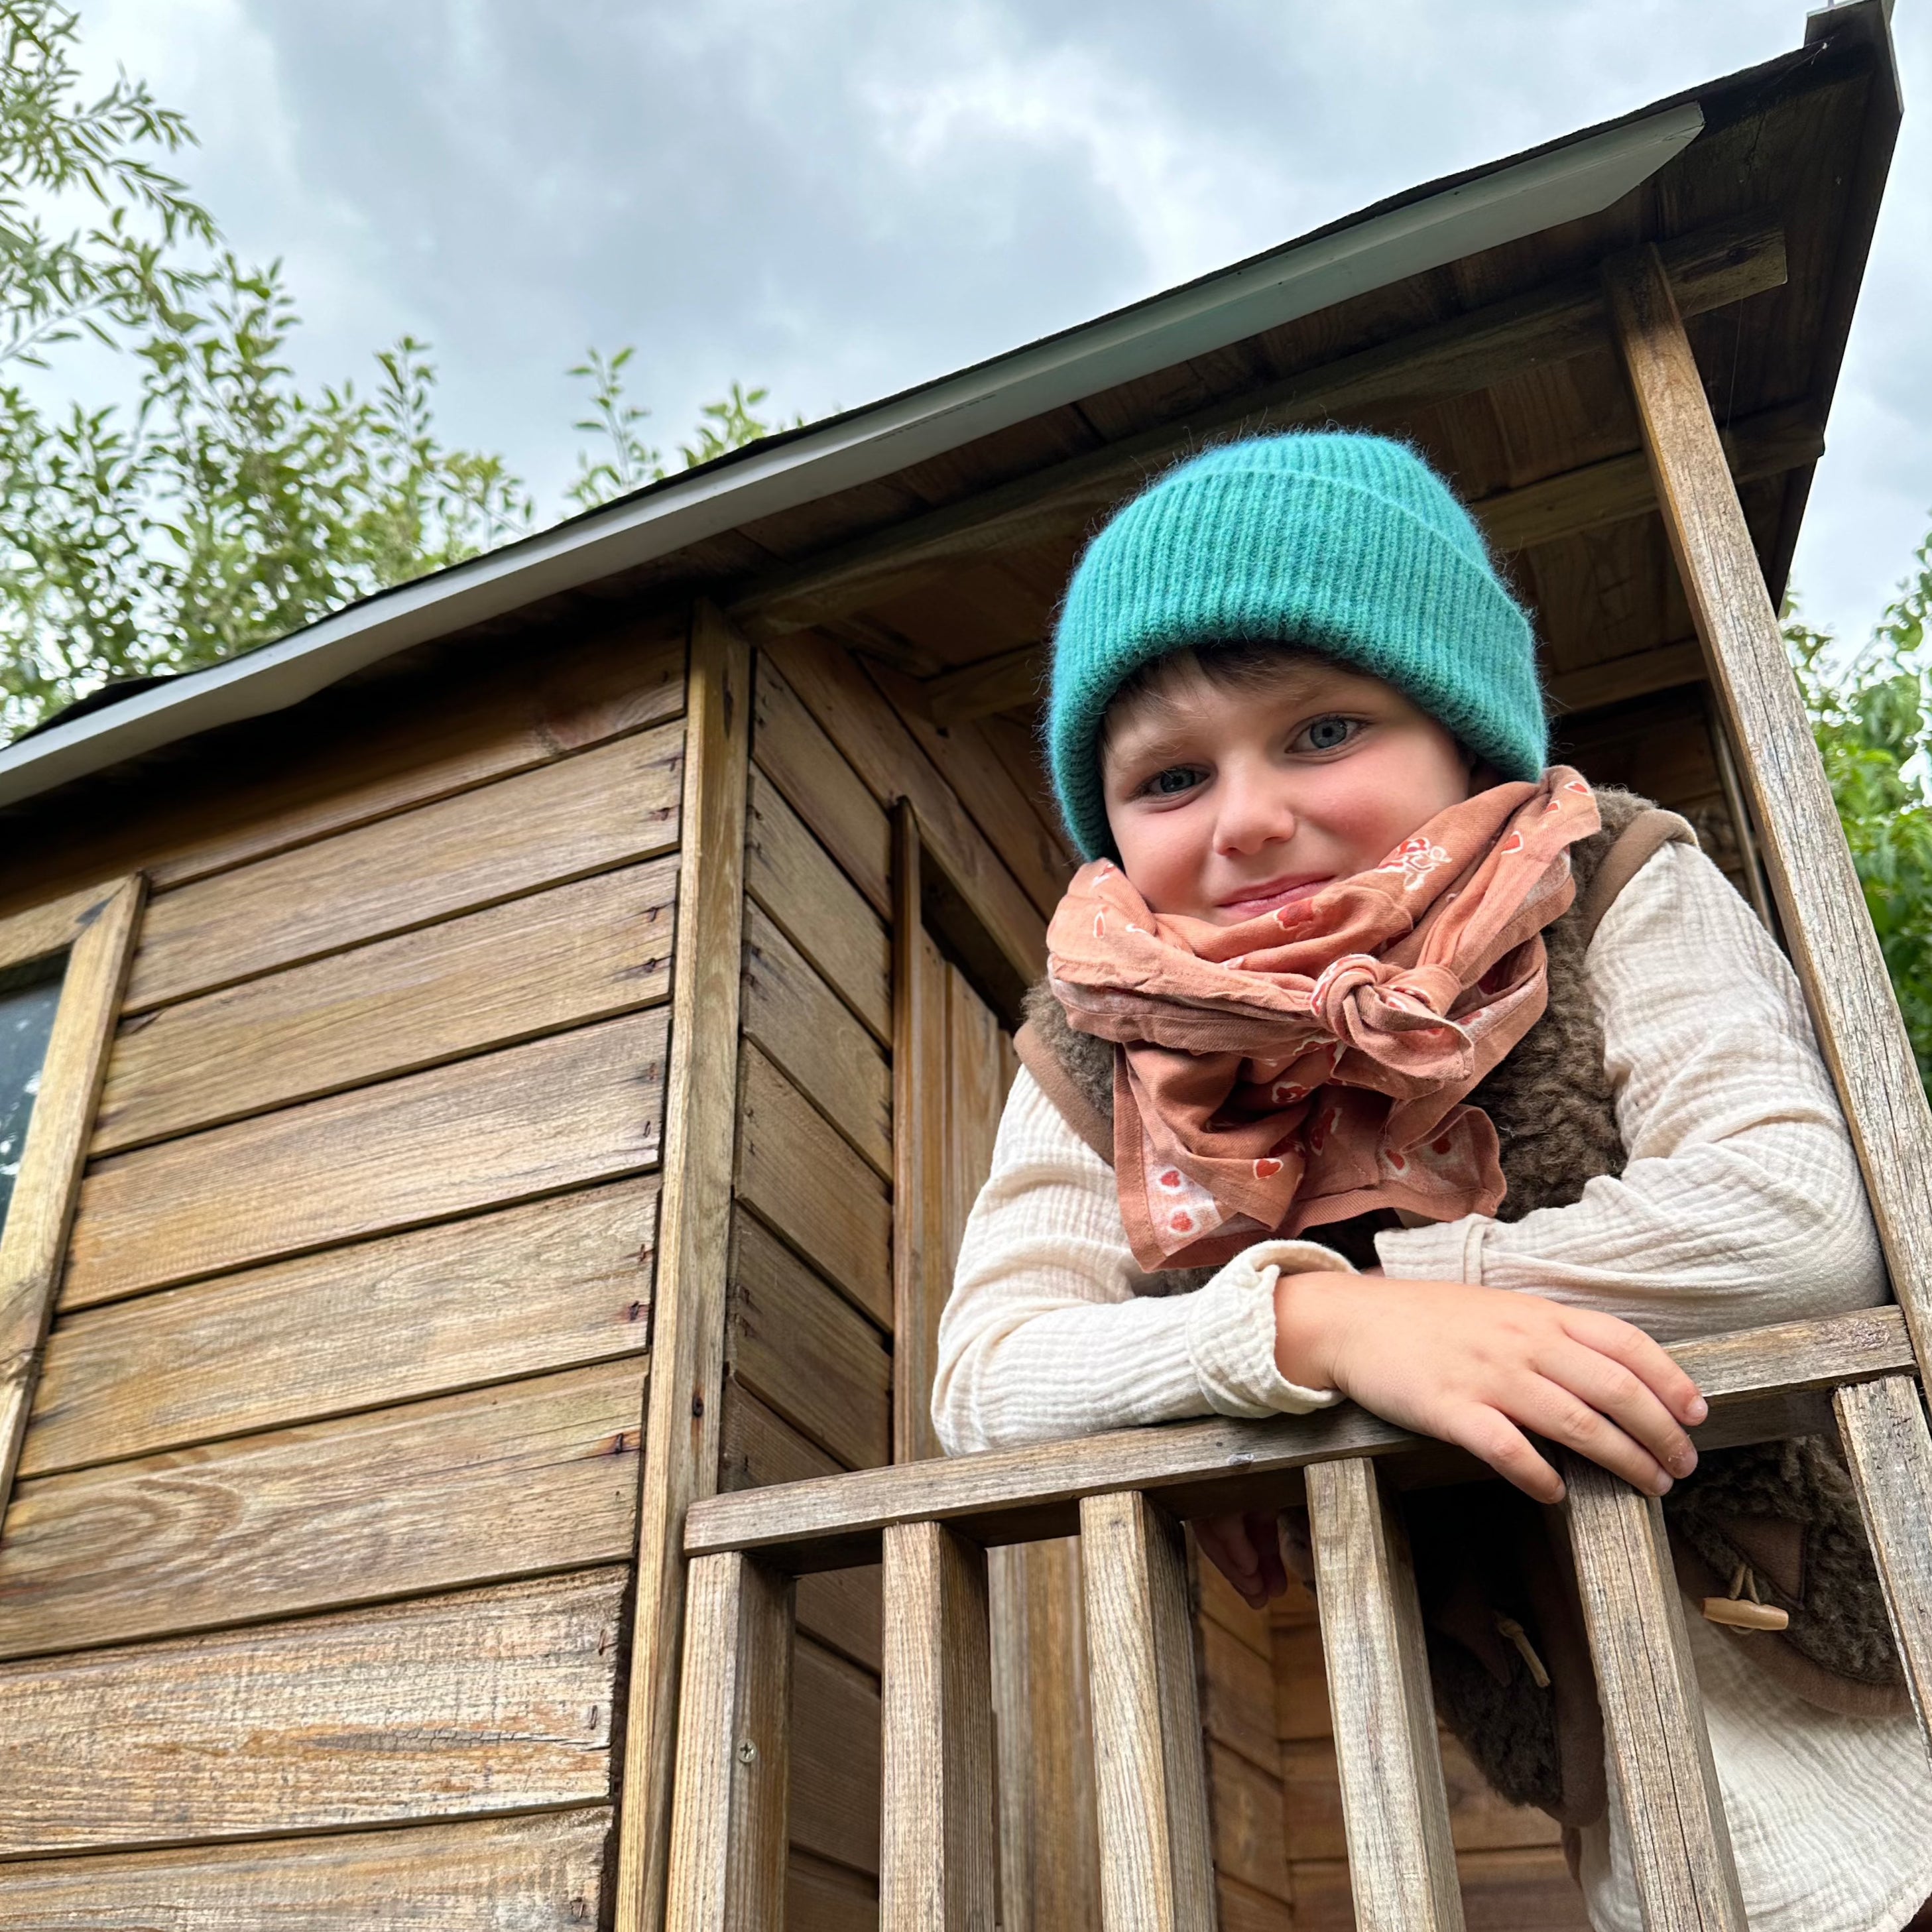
[615, 601, 755, 1932]
[1604, 243, 1932, 1769]
[1602, 241, 1932, 1362]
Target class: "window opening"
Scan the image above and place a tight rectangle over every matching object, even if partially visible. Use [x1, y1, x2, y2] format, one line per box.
[0, 959, 65, 1238]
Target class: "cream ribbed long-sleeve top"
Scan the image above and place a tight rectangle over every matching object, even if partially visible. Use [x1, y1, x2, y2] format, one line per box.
[932, 839, 1932, 1932]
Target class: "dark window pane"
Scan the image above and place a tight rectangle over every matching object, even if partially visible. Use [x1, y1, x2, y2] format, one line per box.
[0, 966, 64, 1238]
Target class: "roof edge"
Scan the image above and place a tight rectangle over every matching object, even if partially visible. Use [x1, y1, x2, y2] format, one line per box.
[0, 96, 1711, 811]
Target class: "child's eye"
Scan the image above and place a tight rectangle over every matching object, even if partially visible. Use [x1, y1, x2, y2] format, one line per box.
[1139, 765, 1205, 798]
[1294, 715, 1360, 754]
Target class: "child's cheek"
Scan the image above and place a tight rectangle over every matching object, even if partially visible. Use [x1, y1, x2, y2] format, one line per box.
[1113, 805, 1214, 920]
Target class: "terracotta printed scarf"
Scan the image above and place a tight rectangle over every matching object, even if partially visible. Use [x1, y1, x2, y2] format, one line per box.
[1047, 769, 1600, 1270]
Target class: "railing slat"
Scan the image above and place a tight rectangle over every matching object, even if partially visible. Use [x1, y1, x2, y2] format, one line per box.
[1078, 1491, 1214, 1932]
[665, 1551, 795, 1932]
[1561, 1456, 1746, 1931]
[880, 1520, 998, 1932]
[1305, 1455, 1465, 1932]
[1834, 1375, 1932, 1746]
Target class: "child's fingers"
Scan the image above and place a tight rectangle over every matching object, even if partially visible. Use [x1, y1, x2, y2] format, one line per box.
[1444, 1408, 1565, 1504]
[1561, 1307, 1709, 1426]
[1536, 1338, 1698, 1480]
[1507, 1372, 1676, 1496]
[1194, 1515, 1268, 1607]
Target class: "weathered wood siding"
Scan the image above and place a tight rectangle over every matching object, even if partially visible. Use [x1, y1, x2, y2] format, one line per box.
[0, 615, 685, 1926]
[721, 634, 1067, 1932]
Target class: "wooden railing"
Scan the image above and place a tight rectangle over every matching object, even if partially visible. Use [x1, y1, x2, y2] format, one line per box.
[663, 1304, 1932, 1932]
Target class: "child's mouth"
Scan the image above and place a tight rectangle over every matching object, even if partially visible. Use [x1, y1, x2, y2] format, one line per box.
[1217, 875, 1332, 920]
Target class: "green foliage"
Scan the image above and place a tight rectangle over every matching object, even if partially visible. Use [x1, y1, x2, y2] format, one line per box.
[0, 0, 786, 738]
[1787, 526, 1932, 1097]
[1, 0, 214, 369]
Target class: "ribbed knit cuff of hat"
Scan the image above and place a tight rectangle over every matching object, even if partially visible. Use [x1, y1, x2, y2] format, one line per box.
[1183, 1238, 1352, 1419]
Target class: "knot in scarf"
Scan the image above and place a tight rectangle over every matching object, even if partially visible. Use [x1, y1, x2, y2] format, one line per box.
[1307, 955, 1470, 1077]
[1046, 769, 1600, 1270]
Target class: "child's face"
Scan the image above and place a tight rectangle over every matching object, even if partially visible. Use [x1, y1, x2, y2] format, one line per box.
[1100, 655, 1476, 924]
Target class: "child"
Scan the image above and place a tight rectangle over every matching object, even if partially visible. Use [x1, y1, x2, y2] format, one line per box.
[932, 433, 1932, 1931]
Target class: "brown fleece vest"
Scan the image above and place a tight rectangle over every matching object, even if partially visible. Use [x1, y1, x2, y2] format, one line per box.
[1016, 790, 1905, 1825]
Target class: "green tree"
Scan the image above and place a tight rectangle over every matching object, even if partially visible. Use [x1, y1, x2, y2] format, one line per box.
[0, 1, 785, 739]
[1787, 526, 1932, 1097]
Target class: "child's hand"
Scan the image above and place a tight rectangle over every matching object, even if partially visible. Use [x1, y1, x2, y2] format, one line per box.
[1274, 1272, 1709, 1504]
[1195, 1510, 1291, 1610]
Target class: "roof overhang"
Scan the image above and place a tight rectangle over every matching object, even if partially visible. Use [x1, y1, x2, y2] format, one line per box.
[0, 97, 1708, 812]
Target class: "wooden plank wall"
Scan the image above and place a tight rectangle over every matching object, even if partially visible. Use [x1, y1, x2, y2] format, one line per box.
[723, 630, 1066, 1932]
[0, 616, 688, 1927]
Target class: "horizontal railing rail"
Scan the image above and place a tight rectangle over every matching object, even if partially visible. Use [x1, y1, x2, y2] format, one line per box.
[666, 1304, 1932, 1932]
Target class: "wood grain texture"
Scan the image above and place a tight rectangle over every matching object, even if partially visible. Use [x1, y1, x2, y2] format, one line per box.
[1079, 1490, 1214, 1932]
[64, 1008, 668, 1307]
[791, 1635, 883, 1876]
[1203, 1740, 1290, 1903]
[1547, 639, 1707, 717]
[717, 1384, 883, 1674]
[880, 1521, 996, 1932]
[727, 215, 1783, 642]
[788, 1850, 879, 1932]
[0, 1567, 625, 1856]
[1560, 1457, 1745, 1931]
[0, 1359, 646, 1659]
[735, 1041, 892, 1330]
[0, 618, 685, 910]
[767, 633, 1046, 995]
[1304, 1456, 1463, 1932]
[728, 1209, 890, 1474]
[688, 1308, 1917, 1568]
[615, 605, 755, 1932]
[26, 1177, 657, 1479]
[95, 857, 676, 1154]
[753, 657, 891, 917]
[0, 877, 143, 1528]
[1833, 1374, 1932, 1744]
[892, 809, 947, 1465]
[988, 1538, 1101, 1932]
[126, 721, 683, 1012]
[664, 1552, 795, 1932]
[0, 1808, 616, 1929]
[745, 766, 890, 1044]
[863, 658, 1072, 921]
[741, 900, 890, 1177]
[1604, 241, 1932, 1369]
[1197, 1615, 1280, 1776]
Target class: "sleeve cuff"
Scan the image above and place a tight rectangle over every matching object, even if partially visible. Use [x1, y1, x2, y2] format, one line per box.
[1183, 1238, 1350, 1419]
[1375, 1215, 1491, 1283]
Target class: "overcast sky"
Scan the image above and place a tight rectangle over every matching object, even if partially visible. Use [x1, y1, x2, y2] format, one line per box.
[66, 0, 1932, 648]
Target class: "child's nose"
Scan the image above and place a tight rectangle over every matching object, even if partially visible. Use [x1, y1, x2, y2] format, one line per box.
[1213, 768, 1298, 856]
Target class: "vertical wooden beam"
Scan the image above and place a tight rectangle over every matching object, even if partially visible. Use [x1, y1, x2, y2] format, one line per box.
[1561, 1455, 1746, 1931]
[892, 802, 949, 1463]
[0, 875, 143, 1526]
[1304, 1455, 1464, 1932]
[1604, 241, 1932, 1371]
[616, 602, 755, 1932]
[1079, 1490, 1214, 1932]
[880, 1520, 998, 1932]
[666, 1551, 796, 1932]
[989, 1538, 1103, 1932]
[1834, 1376, 1932, 1743]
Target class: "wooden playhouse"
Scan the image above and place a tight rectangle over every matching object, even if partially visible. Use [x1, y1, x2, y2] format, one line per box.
[0, 6, 1926, 1928]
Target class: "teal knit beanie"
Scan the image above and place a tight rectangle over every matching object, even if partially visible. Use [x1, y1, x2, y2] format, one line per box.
[1048, 432, 1547, 861]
